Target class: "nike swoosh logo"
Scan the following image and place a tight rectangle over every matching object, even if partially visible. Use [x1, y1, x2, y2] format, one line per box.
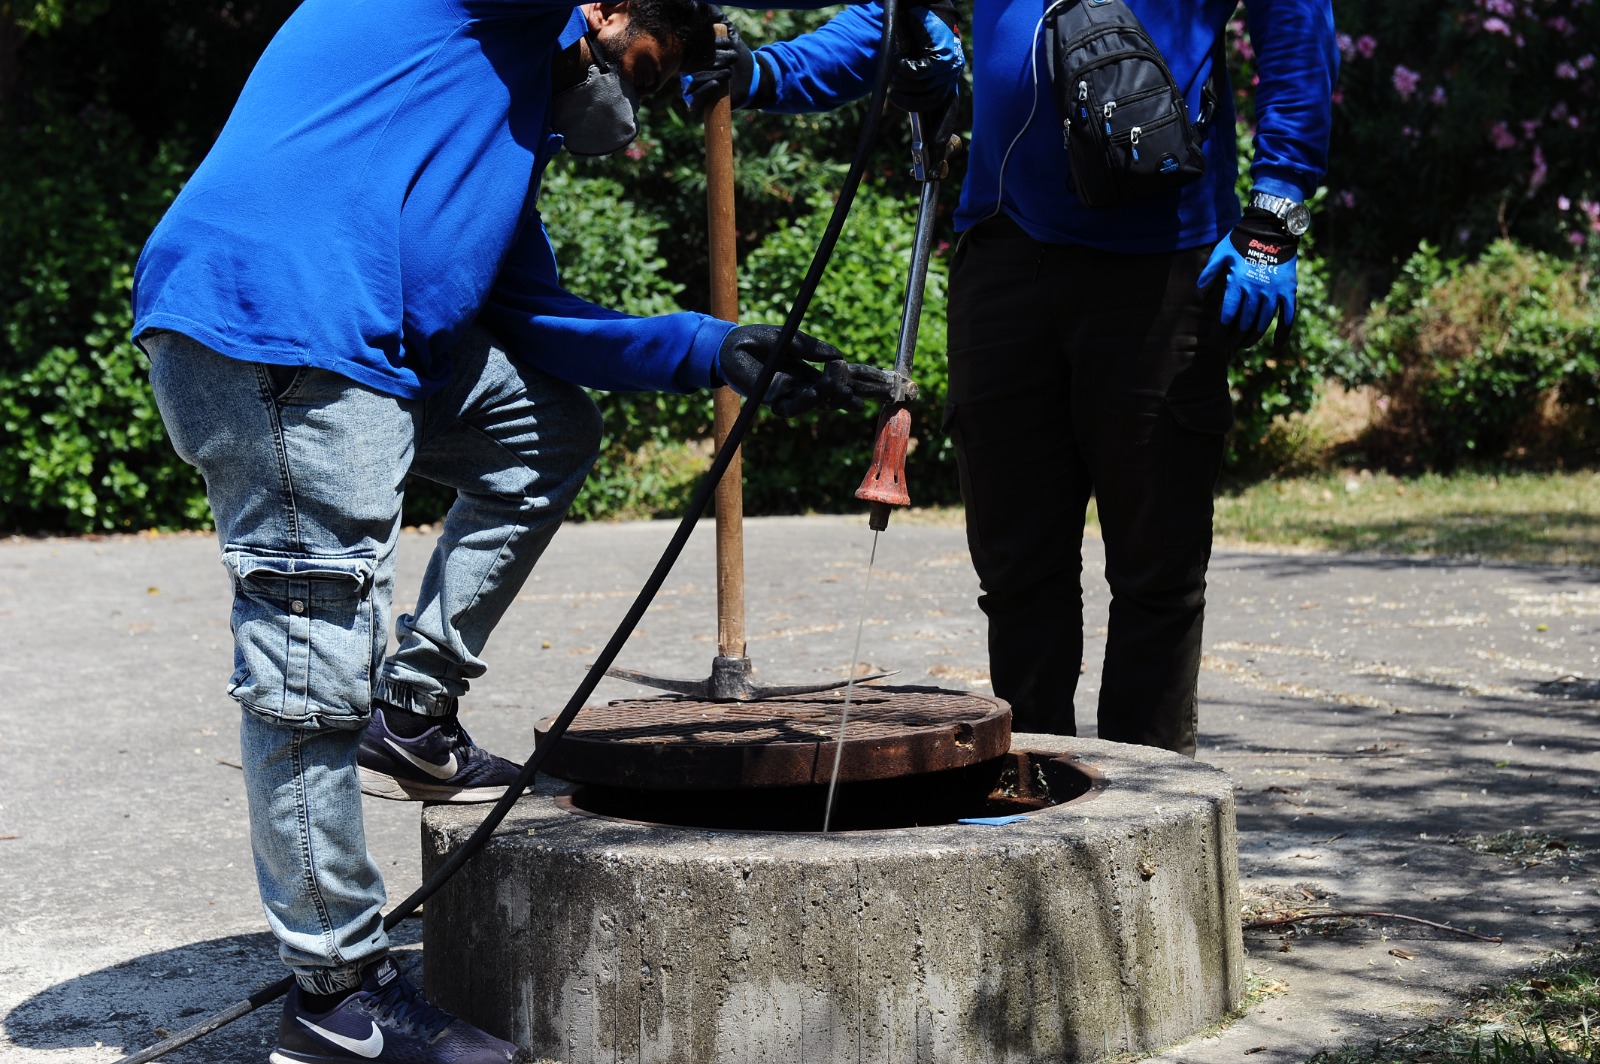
[298, 1016, 384, 1058]
[384, 737, 458, 779]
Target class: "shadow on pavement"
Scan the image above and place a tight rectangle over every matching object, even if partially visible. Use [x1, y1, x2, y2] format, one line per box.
[4, 922, 422, 1064]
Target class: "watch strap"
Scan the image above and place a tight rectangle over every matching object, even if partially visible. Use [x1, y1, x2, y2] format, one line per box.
[1248, 191, 1297, 218]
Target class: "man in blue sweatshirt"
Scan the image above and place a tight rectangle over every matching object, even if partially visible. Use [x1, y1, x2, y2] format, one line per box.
[691, 0, 1336, 758]
[132, 0, 908, 1059]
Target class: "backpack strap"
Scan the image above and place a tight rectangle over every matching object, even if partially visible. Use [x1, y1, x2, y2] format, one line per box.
[1193, 30, 1226, 141]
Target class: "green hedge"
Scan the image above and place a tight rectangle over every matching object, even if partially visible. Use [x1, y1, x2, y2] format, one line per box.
[0, 104, 206, 532]
[1349, 240, 1600, 468]
[5, 2, 1597, 533]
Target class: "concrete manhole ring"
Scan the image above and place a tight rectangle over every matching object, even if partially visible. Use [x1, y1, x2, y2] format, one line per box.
[422, 733, 1242, 1064]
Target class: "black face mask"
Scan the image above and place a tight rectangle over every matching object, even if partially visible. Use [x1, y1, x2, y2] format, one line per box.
[550, 28, 641, 157]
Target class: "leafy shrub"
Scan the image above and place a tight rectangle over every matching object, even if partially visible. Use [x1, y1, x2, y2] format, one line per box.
[536, 163, 716, 522]
[1352, 239, 1600, 467]
[0, 102, 206, 532]
[535, 160, 958, 521]
[736, 181, 957, 514]
[1, 0, 298, 534]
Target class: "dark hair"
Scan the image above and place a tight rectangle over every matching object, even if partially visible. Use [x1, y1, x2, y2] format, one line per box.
[624, 0, 716, 72]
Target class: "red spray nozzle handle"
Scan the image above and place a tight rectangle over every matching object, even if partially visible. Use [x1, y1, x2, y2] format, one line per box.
[856, 403, 911, 530]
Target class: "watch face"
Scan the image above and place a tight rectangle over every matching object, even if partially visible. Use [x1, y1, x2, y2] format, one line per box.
[1284, 203, 1311, 236]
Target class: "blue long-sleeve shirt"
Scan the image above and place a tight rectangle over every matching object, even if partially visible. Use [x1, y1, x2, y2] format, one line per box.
[134, 0, 740, 399]
[753, 0, 1337, 253]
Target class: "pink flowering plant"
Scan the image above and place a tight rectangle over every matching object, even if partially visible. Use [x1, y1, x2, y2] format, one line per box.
[1321, 0, 1599, 272]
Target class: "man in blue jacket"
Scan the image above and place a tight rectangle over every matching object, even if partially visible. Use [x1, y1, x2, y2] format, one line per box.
[691, 0, 1336, 758]
[133, 0, 903, 1059]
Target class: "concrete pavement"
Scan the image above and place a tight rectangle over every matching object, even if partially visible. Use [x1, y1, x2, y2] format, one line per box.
[1, 515, 1596, 1062]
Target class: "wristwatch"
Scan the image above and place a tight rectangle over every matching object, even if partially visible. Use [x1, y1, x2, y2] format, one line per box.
[1248, 191, 1311, 236]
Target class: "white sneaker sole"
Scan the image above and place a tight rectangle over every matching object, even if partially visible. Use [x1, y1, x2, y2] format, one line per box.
[358, 767, 513, 804]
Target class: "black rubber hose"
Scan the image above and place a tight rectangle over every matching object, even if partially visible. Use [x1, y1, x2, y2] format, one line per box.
[113, 5, 901, 1062]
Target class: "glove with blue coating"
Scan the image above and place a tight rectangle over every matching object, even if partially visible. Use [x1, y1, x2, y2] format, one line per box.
[1198, 207, 1300, 351]
[891, 0, 965, 114]
[714, 325, 899, 418]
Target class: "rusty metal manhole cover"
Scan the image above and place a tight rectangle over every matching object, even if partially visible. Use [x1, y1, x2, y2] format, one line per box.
[534, 687, 1011, 791]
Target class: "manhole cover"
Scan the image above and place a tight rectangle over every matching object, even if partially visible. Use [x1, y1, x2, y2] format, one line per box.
[534, 687, 1011, 790]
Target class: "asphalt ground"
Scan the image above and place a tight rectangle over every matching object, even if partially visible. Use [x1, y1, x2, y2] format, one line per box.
[2, 515, 1597, 1063]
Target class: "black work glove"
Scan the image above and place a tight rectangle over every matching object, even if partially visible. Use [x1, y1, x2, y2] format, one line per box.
[714, 325, 898, 417]
[681, 8, 773, 117]
[890, 0, 965, 114]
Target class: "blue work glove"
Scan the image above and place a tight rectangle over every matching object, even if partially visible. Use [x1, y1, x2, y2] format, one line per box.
[681, 8, 774, 116]
[891, 0, 965, 114]
[1198, 207, 1300, 351]
[714, 325, 899, 418]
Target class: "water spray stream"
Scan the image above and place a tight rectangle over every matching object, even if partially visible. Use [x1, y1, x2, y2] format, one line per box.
[822, 528, 880, 832]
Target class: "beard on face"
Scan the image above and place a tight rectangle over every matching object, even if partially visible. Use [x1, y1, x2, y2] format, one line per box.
[552, 23, 632, 94]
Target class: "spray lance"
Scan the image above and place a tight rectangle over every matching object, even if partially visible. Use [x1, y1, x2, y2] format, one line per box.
[854, 74, 963, 531]
[820, 37, 965, 833]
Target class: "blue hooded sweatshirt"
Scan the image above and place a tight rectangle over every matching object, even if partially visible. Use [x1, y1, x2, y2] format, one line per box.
[752, 0, 1337, 253]
[133, 0, 762, 400]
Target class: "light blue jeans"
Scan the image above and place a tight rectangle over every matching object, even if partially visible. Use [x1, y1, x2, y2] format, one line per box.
[144, 327, 602, 992]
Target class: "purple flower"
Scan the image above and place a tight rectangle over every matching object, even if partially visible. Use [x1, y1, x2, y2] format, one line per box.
[1392, 65, 1421, 100]
[1430, 85, 1449, 106]
[1489, 120, 1517, 149]
[1579, 55, 1596, 71]
[1483, 0, 1514, 16]
[1559, 195, 1572, 211]
[1337, 32, 1353, 58]
[1529, 146, 1548, 192]
[1556, 61, 1579, 79]
[1356, 34, 1377, 59]
[1337, 190, 1357, 209]
[1483, 16, 1512, 34]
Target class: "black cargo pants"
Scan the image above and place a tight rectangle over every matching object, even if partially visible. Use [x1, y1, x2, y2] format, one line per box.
[945, 214, 1233, 757]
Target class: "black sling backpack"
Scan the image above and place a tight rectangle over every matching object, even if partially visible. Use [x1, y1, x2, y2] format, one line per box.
[1045, 0, 1220, 209]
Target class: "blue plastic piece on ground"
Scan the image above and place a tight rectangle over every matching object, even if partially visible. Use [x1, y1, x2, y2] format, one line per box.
[956, 814, 1031, 827]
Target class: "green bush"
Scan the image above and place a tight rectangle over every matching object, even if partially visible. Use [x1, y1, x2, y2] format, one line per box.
[536, 163, 717, 522]
[19, 1, 1596, 534]
[0, 102, 206, 532]
[535, 160, 957, 521]
[1352, 239, 1600, 467]
[736, 181, 957, 514]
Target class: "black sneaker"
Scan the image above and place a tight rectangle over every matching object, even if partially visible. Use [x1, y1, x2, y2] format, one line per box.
[272, 957, 526, 1063]
[357, 706, 523, 803]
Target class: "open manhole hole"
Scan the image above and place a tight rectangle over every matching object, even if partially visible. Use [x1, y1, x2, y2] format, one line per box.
[557, 748, 1101, 832]
[535, 687, 1098, 831]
